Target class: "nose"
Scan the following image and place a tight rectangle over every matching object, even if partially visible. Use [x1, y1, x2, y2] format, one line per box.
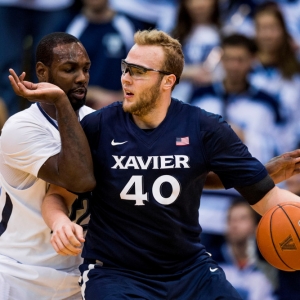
[121, 68, 132, 84]
[75, 69, 88, 84]
[122, 66, 132, 76]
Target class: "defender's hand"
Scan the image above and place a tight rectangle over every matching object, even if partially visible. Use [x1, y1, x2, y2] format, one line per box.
[266, 149, 300, 184]
[8, 68, 66, 105]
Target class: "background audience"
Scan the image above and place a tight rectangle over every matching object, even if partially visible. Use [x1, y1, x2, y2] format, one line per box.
[211, 200, 278, 300]
[0, 0, 79, 115]
[190, 33, 281, 164]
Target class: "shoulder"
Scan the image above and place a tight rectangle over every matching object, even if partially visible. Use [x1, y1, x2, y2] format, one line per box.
[2, 104, 42, 131]
[81, 101, 123, 126]
[172, 98, 224, 130]
[78, 105, 95, 119]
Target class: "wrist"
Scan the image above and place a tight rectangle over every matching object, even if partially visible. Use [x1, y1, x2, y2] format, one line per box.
[53, 94, 70, 109]
[51, 215, 71, 231]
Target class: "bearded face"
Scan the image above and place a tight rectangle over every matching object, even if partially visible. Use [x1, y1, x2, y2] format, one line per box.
[123, 75, 162, 116]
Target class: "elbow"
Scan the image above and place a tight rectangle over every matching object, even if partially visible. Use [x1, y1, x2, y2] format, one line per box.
[77, 176, 96, 193]
[85, 176, 96, 192]
[64, 175, 96, 193]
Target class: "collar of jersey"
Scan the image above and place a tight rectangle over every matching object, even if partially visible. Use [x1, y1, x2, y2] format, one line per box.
[37, 102, 58, 130]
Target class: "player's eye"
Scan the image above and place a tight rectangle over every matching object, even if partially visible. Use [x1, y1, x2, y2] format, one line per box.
[64, 67, 74, 73]
[131, 66, 147, 76]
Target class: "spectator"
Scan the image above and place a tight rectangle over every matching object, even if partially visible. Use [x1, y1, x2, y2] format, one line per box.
[210, 200, 278, 300]
[191, 33, 281, 163]
[63, 0, 143, 109]
[220, 0, 258, 37]
[249, 1, 300, 153]
[109, 0, 179, 33]
[0, 0, 78, 115]
[171, 0, 223, 102]
[277, 0, 300, 55]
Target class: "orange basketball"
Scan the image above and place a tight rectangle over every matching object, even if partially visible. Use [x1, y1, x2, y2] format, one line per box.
[256, 202, 300, 272]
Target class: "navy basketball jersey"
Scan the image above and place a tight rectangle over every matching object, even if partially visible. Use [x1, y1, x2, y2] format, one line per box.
[80, 99, 267, 274]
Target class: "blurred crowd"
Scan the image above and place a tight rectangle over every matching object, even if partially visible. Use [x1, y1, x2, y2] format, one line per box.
[1, 0, 300, 299]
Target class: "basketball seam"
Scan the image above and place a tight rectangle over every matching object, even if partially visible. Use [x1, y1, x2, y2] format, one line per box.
[270, 205, 295, 271]
[280, 204, 300, 242]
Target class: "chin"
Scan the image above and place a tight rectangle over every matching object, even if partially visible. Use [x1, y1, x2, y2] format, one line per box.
[122, 101, 131, 113]
[72, 100, 86, 111]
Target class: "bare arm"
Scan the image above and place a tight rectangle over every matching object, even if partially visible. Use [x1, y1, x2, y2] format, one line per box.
[204, 172, 224, 189]
[252, 185, 300, 215]
[8, 69, 96, 192]
[42, 184, 84, 256]
[264, 149, 300, 184]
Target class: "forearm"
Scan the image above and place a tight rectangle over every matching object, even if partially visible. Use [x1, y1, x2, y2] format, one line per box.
[54, 97, 95, 192]
[204, 172, 224, 189]
[42, 187, 85, 256]
[42, 192, 71, 231]
[37, 94, 96, 192]
[264, 149, 300, 184]
[251, 186, 300, 215]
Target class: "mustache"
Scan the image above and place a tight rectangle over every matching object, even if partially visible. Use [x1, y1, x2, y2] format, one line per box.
[70, 87, 87, 93]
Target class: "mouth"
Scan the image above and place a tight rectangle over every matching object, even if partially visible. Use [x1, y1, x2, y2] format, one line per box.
[71, 88, 86, 100]
[124, 88, 134, 98]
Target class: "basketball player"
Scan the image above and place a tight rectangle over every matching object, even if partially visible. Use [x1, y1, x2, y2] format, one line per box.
[43, 29, 300, 299]
[0, 33, 95, 299]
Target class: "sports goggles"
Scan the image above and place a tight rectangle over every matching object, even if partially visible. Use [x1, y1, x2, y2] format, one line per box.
[121, 59, 179, 83]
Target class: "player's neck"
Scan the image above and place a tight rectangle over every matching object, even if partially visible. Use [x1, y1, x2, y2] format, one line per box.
[39, 102, 57, 119]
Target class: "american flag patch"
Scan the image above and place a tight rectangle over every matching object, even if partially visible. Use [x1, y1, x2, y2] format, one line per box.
[176, 137, 189, 146]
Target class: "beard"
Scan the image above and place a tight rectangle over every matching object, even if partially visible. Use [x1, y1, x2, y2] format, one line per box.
[48, 72, 86, 111]
[66, 89, 86, 111]
[123, 77, 162, 116]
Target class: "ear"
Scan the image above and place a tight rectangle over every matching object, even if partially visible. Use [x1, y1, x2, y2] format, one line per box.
[36, 62, 49, 82]
[162, 74, 177, 91]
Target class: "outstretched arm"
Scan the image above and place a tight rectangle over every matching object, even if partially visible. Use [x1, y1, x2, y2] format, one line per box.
[252, 185, 300, 216]
[8, 69, 96, 193]
[42, 184, 84, 256]
[264, 149, 300, 184]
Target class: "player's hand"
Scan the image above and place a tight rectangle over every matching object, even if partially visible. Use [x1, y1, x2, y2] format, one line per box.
[265, 149, 300, 184]
[8, 68, 66, 105]
[50, 219, 85, 256]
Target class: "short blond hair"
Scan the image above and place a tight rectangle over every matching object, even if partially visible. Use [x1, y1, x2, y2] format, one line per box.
[134, 29, 184, 88]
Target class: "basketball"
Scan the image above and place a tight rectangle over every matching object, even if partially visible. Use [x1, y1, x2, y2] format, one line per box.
[256, 202, 300, 272]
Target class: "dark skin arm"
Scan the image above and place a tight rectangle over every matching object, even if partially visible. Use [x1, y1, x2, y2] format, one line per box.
[264, 149, 300, 184]
[204, 149, 300, 189]
[8, 69, 96, 193]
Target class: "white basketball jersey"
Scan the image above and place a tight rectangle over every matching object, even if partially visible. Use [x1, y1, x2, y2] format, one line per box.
[0, 103, 94, 270]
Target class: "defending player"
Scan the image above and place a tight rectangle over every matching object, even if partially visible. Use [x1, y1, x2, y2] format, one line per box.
[43, 29, 300, 299]
[0, 33, 95, 299]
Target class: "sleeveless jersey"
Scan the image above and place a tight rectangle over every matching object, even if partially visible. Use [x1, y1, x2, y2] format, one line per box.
[0, 103, 94, 270]
[80, 99, 268, 274]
